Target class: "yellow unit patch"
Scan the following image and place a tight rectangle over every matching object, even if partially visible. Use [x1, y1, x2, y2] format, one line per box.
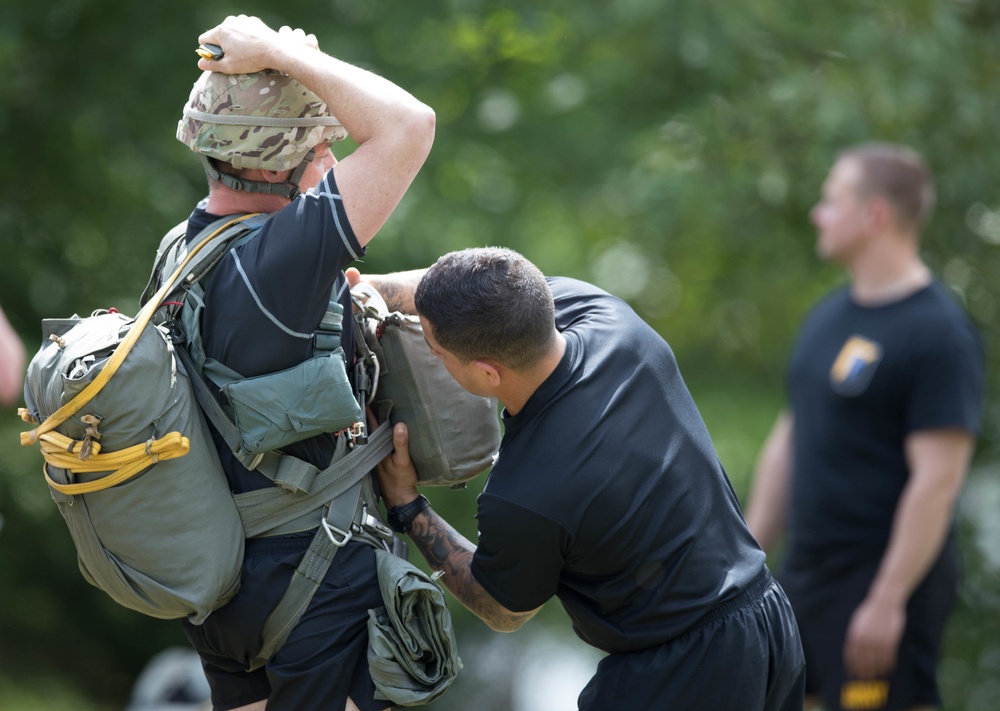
[829, 335, 883, 396]
[840, 679, 890, 710]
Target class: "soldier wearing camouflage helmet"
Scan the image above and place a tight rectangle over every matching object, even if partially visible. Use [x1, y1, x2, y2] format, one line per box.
[167, 15, 435, 711]
[178, 69, 348, 198]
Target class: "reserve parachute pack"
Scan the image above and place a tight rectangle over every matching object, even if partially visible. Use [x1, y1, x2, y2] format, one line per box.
[351, 282, 500, 488]
[19, 212, 498, 675]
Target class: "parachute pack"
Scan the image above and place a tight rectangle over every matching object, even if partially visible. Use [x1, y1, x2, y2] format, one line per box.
[352, 282, 500, 488]
[19, 213, 498, 674]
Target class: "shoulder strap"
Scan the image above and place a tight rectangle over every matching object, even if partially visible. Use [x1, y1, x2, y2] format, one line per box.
[139, 221, 189, 307]
[152, 213, 270, 468]
[173, 342, 244, 457]
[167, 214, 271, 302]
[141, 213, 272, 308]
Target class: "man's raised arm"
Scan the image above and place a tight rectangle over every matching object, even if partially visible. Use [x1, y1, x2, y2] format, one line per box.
[197, 15, 435, 245]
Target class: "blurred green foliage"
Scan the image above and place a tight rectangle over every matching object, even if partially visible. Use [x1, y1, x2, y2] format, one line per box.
[2, 0, 999, 708]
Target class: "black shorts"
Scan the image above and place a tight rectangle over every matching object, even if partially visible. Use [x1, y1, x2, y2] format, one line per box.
[778, 537, 959, 711]
[577, 569, 805, 711]
[182, 535, 387, 711]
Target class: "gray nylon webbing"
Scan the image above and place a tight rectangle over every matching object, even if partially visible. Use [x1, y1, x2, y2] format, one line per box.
[249, 480, 365, 672]
[235, 422, 393, 538]
[183, 107, 343, 128]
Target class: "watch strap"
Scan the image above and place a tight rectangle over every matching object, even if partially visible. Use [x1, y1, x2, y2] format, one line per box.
[387, 494, 430, 534]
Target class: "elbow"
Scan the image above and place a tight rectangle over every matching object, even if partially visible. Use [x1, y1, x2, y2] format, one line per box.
[481, 604, 537, 633]
[405, 103, 436, 162]
[367, 102, 435, 178]
[485, 616, 528, 634]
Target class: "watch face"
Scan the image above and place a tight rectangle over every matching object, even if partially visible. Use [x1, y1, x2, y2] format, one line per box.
[388, 508, 407, 533]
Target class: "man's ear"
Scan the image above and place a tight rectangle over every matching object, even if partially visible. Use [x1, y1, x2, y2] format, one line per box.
[474, 359, 502, 388]
[260, 169, 290, 185]
[866, 195, 895, 232]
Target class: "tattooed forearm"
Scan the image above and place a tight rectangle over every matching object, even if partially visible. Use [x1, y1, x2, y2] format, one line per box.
[368, 269, 426, 314]
[408, 508, 539, 633]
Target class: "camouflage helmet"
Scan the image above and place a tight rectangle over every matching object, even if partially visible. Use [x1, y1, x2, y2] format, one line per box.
[177, 69, 347, 172]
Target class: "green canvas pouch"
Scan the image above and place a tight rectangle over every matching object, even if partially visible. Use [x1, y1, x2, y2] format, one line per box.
[218, 349, 362, 460]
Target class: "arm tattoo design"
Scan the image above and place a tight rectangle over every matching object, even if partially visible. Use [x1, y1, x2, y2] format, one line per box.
[373, 281, 411, 313]
[369, 270, 425, 314]
[408, 508, 537, 632]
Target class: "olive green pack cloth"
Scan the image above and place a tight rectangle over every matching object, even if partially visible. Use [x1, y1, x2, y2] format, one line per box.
[352, 283, 500, 489]
[367, 548, 462, 706]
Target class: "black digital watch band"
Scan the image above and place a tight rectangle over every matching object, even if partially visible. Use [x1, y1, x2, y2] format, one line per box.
[387, 494, 430, 534]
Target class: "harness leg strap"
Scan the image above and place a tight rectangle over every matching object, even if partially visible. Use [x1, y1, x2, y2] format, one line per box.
[248, 479, 367, 672]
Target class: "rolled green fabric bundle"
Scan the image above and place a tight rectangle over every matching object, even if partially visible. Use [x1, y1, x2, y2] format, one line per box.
[368, 548, 463, 706]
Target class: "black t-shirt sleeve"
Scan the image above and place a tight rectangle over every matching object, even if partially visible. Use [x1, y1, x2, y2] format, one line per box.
[905, 327, 985, 435]
[470, 492, 568, 612]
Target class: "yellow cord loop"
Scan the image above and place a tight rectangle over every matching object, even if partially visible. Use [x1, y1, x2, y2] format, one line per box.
[18, 408, 38, 425]
[40, 430, 191, 495]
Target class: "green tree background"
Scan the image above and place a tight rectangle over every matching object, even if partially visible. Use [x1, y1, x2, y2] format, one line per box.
[2, 1, 999, 709]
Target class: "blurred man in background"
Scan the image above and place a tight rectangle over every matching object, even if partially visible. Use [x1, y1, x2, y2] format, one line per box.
[746, 143, 985, 711]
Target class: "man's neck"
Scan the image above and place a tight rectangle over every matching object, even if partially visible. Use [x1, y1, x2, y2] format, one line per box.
[850, 255, 931, 306]
[499, 332, 567, 416]
[205, 187, 290, 217]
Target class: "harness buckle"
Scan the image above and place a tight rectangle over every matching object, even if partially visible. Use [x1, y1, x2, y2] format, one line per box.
[347, 421, 368, 446]
[320, 518, 353, 548]
[242, 452, 265, 472]
[359, 503, 394, 541]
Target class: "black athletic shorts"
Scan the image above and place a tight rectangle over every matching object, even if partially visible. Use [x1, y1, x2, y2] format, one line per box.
[778, 537, 959, 711]
[577, 569, 806, 711]
[182, 534, 387, 711]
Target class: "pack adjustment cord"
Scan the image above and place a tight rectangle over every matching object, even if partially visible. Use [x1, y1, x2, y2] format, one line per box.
[39, 430, 191, 495]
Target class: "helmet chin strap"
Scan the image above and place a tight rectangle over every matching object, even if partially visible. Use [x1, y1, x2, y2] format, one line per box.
[201, 149, 316, 200]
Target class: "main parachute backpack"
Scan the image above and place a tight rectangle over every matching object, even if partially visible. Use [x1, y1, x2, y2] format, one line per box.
[19, 216, 259, 622]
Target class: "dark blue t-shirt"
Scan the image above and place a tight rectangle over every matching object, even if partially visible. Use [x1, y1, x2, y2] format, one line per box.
[786, 281, 984, 552]
[185, 169, 365, 494]
[470, 277, 767, 654]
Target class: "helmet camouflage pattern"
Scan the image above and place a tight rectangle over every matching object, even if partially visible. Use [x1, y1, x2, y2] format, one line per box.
[177, 69, 347, 171]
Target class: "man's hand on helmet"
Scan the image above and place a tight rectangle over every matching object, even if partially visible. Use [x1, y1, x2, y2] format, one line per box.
[196, 15, 318, 75]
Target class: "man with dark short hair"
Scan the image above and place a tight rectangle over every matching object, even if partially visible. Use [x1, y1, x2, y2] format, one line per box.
[746, 143, 985, 711]
[357, 247, 806, 710]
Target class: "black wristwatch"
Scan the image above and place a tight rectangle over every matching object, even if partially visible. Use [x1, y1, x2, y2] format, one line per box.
[387, 494, 430, 534]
